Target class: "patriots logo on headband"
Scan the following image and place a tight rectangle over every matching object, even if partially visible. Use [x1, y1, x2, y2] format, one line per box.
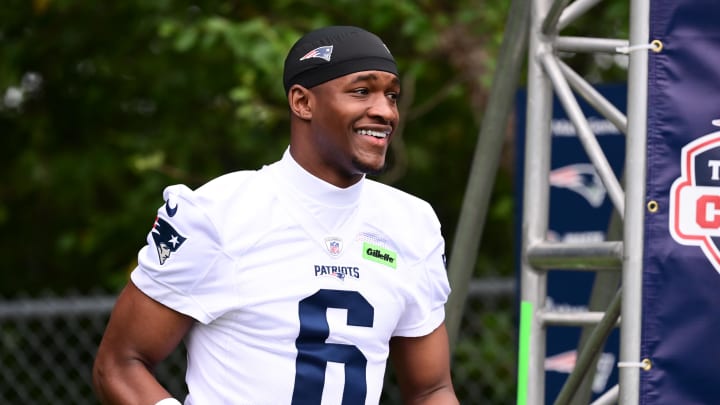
[151, 217, 187, 265]
[300, 45, 333, 62]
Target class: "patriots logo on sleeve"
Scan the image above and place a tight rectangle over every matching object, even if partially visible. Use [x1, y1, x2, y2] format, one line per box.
[151, 216, 187, 265]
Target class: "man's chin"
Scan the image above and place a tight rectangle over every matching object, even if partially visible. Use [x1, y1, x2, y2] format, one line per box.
[352, 158, 386, 176]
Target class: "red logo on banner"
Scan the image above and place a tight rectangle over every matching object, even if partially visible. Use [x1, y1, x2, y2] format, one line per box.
[669, 129, 720, 273]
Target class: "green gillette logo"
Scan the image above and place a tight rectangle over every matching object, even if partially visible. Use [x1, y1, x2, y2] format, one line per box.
[363, 242, 397, 268]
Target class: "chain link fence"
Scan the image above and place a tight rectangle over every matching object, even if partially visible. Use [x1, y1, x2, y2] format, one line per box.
[0, 278, 517, 404]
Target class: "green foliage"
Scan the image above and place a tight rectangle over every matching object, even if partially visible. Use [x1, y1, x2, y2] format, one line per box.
[0, 0, 628, 296]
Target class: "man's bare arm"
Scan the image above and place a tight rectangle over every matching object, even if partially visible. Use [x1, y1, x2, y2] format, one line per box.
[93, 281, 193, 405]
[390, 323, 459, 404]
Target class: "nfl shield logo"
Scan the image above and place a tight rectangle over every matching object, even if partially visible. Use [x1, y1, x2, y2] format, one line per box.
[324, 236, 343, 257]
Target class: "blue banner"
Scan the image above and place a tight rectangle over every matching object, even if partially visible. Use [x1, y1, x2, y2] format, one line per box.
[642, 1, 720, 403]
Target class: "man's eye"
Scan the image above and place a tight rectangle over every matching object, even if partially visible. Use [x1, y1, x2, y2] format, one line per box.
[353, 88, 369, 95]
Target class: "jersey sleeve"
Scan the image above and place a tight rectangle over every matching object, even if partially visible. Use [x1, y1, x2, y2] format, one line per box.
[131, 184, 237, 324]
[392, 204, 451, 337]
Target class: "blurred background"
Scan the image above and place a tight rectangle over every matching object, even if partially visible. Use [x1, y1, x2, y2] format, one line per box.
[0, 0, 629, 403]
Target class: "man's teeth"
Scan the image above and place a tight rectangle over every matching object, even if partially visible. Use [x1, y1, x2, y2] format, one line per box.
[357, 129, 388, 139]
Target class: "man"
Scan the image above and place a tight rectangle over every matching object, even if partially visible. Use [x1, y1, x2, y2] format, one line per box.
[93, 25, 459, 405]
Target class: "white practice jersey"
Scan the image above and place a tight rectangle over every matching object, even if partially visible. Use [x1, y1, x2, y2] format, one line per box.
[131, 149, 451, 405]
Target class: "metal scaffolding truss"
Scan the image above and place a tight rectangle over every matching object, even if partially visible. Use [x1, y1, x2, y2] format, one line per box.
[519, 0, 650, 404]
[444, 0, 650, 403]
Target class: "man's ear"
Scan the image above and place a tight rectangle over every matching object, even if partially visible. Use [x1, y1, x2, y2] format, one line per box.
[288, 85, 313, 120]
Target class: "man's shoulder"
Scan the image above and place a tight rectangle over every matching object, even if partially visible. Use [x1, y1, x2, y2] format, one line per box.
[363, 179, 440, 235]
[196, 168, 267, 196]
[185, 166, 277, 205]
[160, 166, 281, 244]
[165, 166, 277, 222]
[362, 180, 444, 265]
[364, 179, 433, 211]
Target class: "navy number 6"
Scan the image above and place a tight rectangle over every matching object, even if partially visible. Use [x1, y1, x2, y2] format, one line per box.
[292, 289, 374, 404]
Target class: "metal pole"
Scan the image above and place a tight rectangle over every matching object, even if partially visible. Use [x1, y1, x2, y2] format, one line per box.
[527, 241, 623, 270]
[553, 289, 622, 405]
[542, 0, 572, 35]
[619, 0, 650, 402]
[555, 36, 629, 54]
[445, 0, 530, 349]
[569, 207, 625, 405]
[590, 385, 619, 405]
[517, 0, 554, 402]
[558, 60, 627, 133]
[557, 0, 604, 31]
[539, 52, 625, 216]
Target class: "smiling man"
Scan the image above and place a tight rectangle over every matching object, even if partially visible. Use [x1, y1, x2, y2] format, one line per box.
[93, 26, 458, 405]
[284, 27, 401, 186]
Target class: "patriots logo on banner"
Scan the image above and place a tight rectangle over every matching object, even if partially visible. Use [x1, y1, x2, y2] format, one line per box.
[669, 128, 720, 274]
[549, 163, 607, 208]
[299, 45, 333, 62]
[545, 350, 577, 373]
[545, 350, 615, 393]
[151, 217, 187, 265]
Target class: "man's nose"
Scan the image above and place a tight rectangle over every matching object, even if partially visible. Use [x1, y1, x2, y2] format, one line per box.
[367, 95, 398, 122]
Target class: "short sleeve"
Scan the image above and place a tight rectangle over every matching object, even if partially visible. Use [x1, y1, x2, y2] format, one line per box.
[392, 206, 451, 337]
[131, 184, 237, 324]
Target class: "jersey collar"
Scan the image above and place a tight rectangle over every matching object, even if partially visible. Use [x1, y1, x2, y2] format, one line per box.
[278, 147, 364, 207]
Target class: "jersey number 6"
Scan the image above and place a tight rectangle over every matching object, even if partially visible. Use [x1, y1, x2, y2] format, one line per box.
[292, 289, 374, 405]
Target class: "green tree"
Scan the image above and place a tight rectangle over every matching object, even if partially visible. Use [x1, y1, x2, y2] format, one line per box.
[0, 0, 628, 295]
[0, 1, 491, 295]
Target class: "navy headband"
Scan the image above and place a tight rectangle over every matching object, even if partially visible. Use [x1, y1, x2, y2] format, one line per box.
[283, 26, 399, 94]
